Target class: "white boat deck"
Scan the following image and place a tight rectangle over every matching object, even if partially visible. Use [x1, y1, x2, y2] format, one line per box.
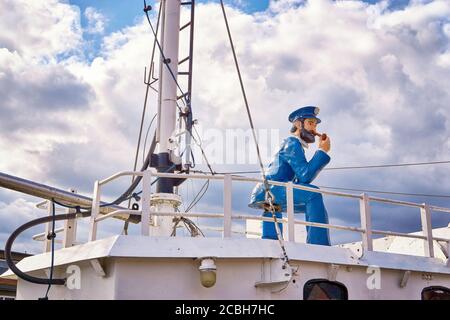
[2, 235, 449, 280]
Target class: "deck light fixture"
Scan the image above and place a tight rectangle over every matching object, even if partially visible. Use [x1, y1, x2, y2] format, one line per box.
[199, 257, 216, 288]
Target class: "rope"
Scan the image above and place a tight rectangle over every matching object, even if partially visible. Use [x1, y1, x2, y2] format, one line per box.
[123, 3, 163, 235]
[219, 0, 291, 268]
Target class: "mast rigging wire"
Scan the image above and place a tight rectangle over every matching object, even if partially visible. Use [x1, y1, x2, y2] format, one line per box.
[143, 0, 216, 176]
[142, 113, 158, 165]
[219, 0, 290, 267]
[42, 199, 57, 299]
[209, 160, 450, 175]
[144, 0, 187, 109]
[190, 169, 450, 199]
[124, 3, 163, 235]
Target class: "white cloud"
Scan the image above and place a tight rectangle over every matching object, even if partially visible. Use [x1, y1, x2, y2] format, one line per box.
[0, 0, 82, 62]
[269, 0, 307, 12]
[84, 7, 107, 34]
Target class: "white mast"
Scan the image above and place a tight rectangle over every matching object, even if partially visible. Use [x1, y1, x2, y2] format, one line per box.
[152, 0, 182, 236]
[155, 0, 181, 193]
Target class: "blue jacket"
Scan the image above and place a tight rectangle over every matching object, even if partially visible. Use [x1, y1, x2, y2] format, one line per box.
[249, 136, 330, 212]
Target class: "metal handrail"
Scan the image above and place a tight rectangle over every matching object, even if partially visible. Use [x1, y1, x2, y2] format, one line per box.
[87, 170, 450, 259]
[95, 209, 141, 222]
[32, 227, 65, 241]
[99, 171, 144, 186]
[139, 211, 367, 233]
[95, 170, 450, 212]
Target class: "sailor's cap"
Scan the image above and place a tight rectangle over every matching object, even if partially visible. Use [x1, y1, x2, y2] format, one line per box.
[288, 106, 321, 124]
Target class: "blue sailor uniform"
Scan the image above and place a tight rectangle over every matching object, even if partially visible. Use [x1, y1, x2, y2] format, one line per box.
[249, 135, 331, 245]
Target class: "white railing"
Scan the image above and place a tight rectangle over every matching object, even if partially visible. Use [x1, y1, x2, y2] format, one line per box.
[33, 190, 79, 252]
[78, 170, 450, 259]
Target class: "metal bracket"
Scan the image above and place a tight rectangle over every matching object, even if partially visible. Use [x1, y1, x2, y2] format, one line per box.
[328, 264, 340, 282]
[339, 242, 364, 259]
[143, 62, 158, 92]
[437, 240, 449, 259]
[422, 273, 433, 281]
[90, 259, 106, 277]
[400, 270, 411, 288]
[255, 258, 292, 290]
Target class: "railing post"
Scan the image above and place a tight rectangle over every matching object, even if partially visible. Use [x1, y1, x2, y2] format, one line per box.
[420, 203, 434, 258]
[359, 193, 373, 252]
[43, 200, 53, 253]
[63, 188, 77, 248]
[286, 182, 295, 242]
[88, 180, 101, 241]
[445, 241, 450, 267]
[141, 170, 151, 236]
[223, 174, 232, 238]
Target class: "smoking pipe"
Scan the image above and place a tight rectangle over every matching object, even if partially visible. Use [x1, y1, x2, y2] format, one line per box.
[313, 131, 327, 141]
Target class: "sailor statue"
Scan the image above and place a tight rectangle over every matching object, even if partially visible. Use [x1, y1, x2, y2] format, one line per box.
[249, 106, 332, 245]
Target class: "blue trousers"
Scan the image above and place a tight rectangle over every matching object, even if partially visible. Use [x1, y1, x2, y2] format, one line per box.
[259, 185, 331, 246]
[262, 212, 283, 240]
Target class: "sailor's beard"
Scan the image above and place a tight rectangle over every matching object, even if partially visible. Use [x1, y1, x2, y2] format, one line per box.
[300, 128, 315, 143]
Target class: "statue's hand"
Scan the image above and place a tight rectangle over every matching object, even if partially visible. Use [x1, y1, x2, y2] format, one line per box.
[318, 135, 330, 153]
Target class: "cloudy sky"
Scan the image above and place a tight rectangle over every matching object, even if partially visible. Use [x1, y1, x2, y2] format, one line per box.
[0, 0, 449, 254]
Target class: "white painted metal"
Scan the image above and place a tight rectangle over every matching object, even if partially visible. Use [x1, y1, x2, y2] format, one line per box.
[149, 193, 182, 236]
[156, 0, 166, 143]
[75, 170, 449, 256]
[36, 200, 65, 212]
[154, 172, 363, 198]
[149, 172, 450, 213]
[371, 229, 450, 243]
[0, 171, 128, 217]
[33, 227, 64, 241]
[95, 209, 141, 223]
[141, 211, 365, 233]
[4, 236, 449, 279]
[254, 258, 292, 288]
[11, 258, 450, 300]
[342, 225, 450, 262]
[5, 169, 449, 300]
[157, 0, 181, 153]
[62, 189, 77, 248]
[96, 210, 138, 223]
[223, 175, 232, 238]
[90, 259, 106, 277]
[430, 205, 450, 214]
[447, 242, 450, 267]
[359, 193, 373, 252]
[99, 171, 143, 185]
[88, 180, 101, 242]
[62, 207, 77, 248]
[420, 203, 435, 258]
[286, 182, 295, 242]
[141, 170, 152, 236]
[327, 264, 340, 282]
[3, 236, 450, 300]
[400, 270, 411, 288]
[43, 200, 53, 253]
